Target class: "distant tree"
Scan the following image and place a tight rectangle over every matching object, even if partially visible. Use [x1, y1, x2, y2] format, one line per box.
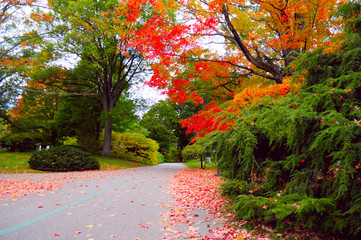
[8, 81, 63, 146]
[140, 101, 178, 158]
[0, 121, 9, 139]
[0, 81, 63, 151]
[140, 100, 196, 161]
[29, 0, 156, 157]
[174, 101, 198, 150]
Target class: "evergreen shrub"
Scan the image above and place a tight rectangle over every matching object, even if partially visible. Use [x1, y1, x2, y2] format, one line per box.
[212, 3, 361, 239]
[220, 180, 259, 200]
[28, 145, 100, 172]
[110, 131, 159, 165]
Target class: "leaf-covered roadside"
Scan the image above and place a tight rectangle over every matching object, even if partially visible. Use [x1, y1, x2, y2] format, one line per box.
[164, 169, 267, 239]
[166, 169, 340, 239]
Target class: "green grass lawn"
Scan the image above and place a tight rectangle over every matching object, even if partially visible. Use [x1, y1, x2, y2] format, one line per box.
[0, 152, 144, 174]
[94, 155, 144, 170]
[183, 159, 217, 169]
[0, 152, 42, 174]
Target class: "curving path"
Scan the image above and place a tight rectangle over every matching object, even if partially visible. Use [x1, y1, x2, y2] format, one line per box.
[0, 163, 190, 240]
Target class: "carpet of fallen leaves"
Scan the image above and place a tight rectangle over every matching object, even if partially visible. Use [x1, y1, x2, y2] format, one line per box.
[163, 169, 270, 240]
[0, 171, 120, 200]
[0, 167, 324, 239]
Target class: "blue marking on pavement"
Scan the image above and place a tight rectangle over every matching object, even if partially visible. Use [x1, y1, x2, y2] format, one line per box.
[0, 182, 123, 237]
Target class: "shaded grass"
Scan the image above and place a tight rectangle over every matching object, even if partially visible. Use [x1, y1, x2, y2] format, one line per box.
[0, 152, 145, 174]
[183, 159, 217, 169]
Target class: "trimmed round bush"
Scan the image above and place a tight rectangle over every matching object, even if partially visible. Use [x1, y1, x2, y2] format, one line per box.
[28, 145, 100, 172]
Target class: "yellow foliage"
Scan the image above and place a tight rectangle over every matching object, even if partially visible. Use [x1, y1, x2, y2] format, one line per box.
[110, 131, 159, 165]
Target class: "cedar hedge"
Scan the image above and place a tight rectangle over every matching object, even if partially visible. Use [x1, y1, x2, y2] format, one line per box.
[208, 3, 361, 239]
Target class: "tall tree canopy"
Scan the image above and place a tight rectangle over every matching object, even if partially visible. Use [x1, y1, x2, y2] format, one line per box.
[0, 0, 44, 123]
[135, 0, 344, 140]
[30, 0, 159, 156]
[1, 0, 348, 150]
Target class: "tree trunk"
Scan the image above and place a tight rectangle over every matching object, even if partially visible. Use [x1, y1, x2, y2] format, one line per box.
[200, 154, 205, 169]
[51, 128, 58, 147]
[102, 113, 112, 157]
[101, 75, 114, 157]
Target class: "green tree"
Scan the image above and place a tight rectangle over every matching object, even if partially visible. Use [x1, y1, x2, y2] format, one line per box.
[174, 101, 198, 151]
[0, 121, 9, 139]
[32, 0, 151, 157]
[111, 93, 139, 133]
[140, 101, 178, 159]
[0, 82, 63, 151]
[140, 100, 196, 161]
[56, 96, 102, 153]
[0, 64, 19, 123]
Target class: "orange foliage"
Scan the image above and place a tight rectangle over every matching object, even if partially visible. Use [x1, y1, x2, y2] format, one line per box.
[30, 13, 54, 22]
[234, 78, 299, 107]
[139, 0, 344, 128]
[5, 0, 345, 142]
[0, 58, 34, 68]
[9, 81, 46, 119]
[10, 97, 25, 119]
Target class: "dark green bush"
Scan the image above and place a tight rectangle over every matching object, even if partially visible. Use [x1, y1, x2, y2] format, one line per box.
[0, 132, 44, 152]
[28, 145, 100, 172]
[220, 180, 259, 200]
[229, 193, 336, 233]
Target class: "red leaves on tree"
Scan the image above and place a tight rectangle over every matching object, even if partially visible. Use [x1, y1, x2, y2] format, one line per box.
[180, 102, 232, 141]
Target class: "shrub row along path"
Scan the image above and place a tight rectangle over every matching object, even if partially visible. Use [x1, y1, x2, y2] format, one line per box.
[0, 163, 230, 240]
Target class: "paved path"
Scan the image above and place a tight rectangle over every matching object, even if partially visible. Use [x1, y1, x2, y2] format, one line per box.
[0, 163, 193, 240]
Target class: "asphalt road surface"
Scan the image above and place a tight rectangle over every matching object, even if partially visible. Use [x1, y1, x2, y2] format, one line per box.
[0, 163, 216, 240]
